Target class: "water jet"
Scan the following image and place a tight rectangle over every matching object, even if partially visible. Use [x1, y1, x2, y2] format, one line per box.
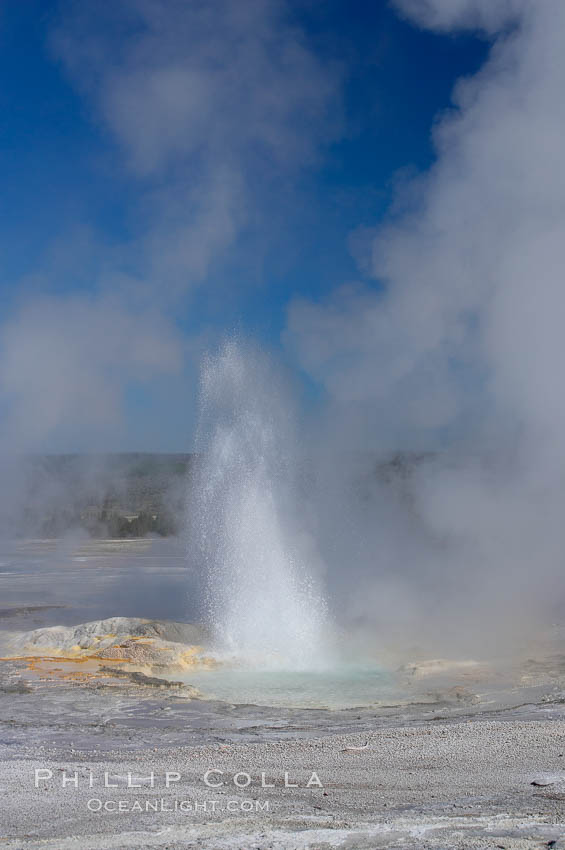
[190, 340, 331, 672]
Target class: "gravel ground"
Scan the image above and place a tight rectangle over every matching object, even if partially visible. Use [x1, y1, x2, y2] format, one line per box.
[2, 715, 565, 849]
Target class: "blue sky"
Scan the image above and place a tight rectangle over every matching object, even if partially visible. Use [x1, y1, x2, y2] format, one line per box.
[0, 0, 489, 451]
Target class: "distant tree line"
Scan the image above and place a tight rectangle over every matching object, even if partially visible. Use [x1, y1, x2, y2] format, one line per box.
[104, 509, 178, 539]
[7, 453, 193, 539]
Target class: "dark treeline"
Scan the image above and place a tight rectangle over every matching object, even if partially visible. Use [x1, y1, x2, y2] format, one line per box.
[2, 454, 194, 539]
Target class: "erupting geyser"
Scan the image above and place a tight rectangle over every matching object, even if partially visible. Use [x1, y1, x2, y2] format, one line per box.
[191, 340, 331, 671]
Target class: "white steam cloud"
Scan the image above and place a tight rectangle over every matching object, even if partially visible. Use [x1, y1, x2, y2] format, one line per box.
[0, 0, 340, 455]
[52, 0, 341, 292]
[287, 0, 565, 655]
[0, 293, 181, 448]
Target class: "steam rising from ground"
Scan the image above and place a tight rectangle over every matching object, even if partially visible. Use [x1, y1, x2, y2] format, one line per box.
[286, 0, 565, 656]
[190, 341, 330, 670]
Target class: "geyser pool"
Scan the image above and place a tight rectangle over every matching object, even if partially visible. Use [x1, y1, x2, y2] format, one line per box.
[190, 340, 331, 671]
[179, 666, 396, 709]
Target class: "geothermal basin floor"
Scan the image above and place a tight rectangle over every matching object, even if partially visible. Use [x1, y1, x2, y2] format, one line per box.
[1, 538, 565, 848]
[2, 711, 565, 849]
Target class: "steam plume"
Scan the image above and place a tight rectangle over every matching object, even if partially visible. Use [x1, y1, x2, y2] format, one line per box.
[287, 0, 565, 655]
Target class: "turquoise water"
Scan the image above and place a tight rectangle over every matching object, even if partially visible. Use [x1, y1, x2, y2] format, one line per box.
[182, 666, 399, 709]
